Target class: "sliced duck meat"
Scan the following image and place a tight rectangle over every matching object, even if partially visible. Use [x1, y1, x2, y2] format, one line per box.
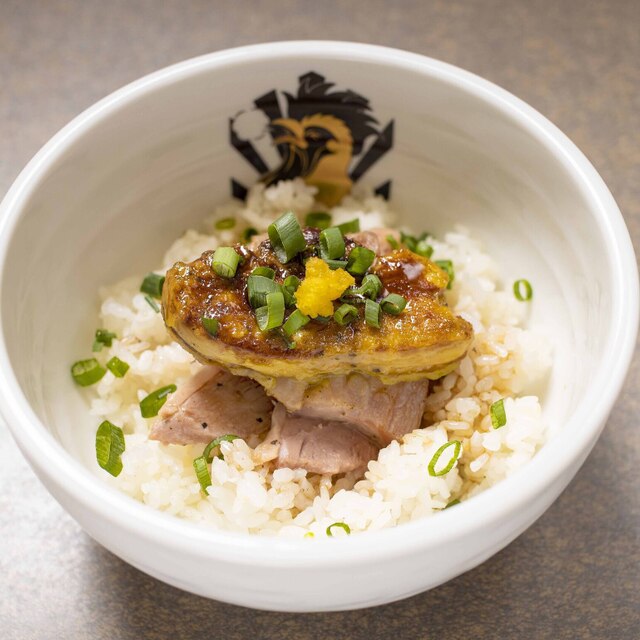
[246, 232, 268, 252]
[267, 403, 379, 475]
[268, 374, 428, 445]
[149, 366, 272, 445]
[347, 228, 400, 256]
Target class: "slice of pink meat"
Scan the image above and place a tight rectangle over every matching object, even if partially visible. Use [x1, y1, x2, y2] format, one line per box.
[247, 232, 268, 252]
[149, 366, 272, 445]
[268, 374, 428, 446]
[347, 228, 400, 256]
[267, 403, 379, 475]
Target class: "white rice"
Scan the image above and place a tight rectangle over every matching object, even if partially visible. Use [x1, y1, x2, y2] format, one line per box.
[87, 178, 551, 537]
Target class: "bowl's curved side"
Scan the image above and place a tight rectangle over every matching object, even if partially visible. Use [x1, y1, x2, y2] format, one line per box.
[12, 421, 601, 611]
[0, 42, 636, 610]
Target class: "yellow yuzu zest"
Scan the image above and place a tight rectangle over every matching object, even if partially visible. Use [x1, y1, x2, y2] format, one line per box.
[295, 257, 355, 318]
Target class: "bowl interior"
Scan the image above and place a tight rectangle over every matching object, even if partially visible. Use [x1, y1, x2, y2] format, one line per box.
[1, 50, 617, 477]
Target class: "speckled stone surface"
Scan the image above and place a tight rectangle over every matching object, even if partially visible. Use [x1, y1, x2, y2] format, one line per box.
[1, 0, 639, 637]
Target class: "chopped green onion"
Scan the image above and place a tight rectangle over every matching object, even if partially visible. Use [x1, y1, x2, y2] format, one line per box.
[346, 246, 375, 276]
[282, 289, 296, 308]
[340, 288, 366, 305]
[71, 358, 106, 386]
[319, 227, 345, 260]
[283, 275, 301, 291]
[106, 356, 129, 378]
[427, 440, 462, 477]
[144, 295, 160, 312]
[202, 316, 219, 337]
[380, 293, 407, 315]
[251, 266, 275, 279]
[336, 218, 360, 234]
[95, 329, 116, 346]
[326, 522, 351, 536]
[92, 328, 117, 352]
[278, 329, 297, 349]
[324, 259, 349, 270]
[334, 303, 358, 325]
[140, 384, 177, 418]
[140, 273, 165, 298]
[490, 399, 507, 429]
[313, 315, 331, 324]
[282, 309, 310, 337]
[401, 231, 432, 253]
[240, 227, 258, 244]
[358, 274, 383, 300]
[95, 420, 125, 477]
[415, 240, 434, 258]
[193, 434, 240, 492]
[445, 498, 461, 509]
[282, 274, 301, 308]
[386, 234, 399, 250]
[401, 231, 417, 252]
[214, 217, 236, 230]
[435, 260, 455, 289]
[340, 275, 382, 302]
[212, 246, 241, 278]
[203, 434, 240, 461]
[513, 279, 533, 301]
[193, 455, 211, 492]
[304, 531, 315, 539]
[268, 211, 306, 263]
[247, 274, 281, 309]
[305, 211, 332, 230]
[365, 299, 381, 328]
[256, 291, 285, 331]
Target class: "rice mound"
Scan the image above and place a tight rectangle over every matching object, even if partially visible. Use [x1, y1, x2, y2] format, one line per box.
[88, 179, 551, 537]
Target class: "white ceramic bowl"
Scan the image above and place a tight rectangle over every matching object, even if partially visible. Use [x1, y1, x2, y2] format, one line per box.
[0, 42, 636, 612]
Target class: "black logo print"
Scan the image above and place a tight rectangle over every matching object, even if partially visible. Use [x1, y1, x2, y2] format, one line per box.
[229, 72, 394, 206]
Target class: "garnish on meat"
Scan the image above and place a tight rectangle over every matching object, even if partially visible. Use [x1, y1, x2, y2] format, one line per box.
[162, 214, 473, 386]
[149, 366, 271, 445]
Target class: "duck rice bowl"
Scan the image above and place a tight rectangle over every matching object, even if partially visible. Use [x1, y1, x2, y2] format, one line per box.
[74, 179, 550, 537]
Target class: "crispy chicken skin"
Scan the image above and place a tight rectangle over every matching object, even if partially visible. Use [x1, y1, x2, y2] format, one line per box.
[162, 230, 473, 385]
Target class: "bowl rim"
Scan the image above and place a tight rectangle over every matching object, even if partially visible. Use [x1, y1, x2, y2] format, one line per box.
[0, 40, 637, 567]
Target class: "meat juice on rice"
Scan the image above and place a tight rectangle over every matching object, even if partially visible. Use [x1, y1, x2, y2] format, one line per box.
[87, 179, 551, 537]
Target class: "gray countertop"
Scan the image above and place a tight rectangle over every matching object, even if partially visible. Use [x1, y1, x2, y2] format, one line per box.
[1, 1, 639, 638]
